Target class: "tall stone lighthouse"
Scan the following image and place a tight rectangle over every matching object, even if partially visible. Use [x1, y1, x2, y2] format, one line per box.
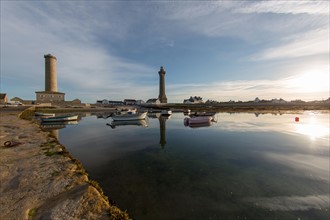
[158, 66, 167, 103]
[44, 54, 58, 92]
[36, 54, 65, 103]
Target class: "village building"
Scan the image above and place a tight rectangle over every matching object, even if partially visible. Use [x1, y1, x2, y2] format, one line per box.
[0, 93, 8, 104]
[124, 99, 137, 105]
[271, 98, 287, 104]
[146, 98, 161, 104]
[183, 96, 204, 104]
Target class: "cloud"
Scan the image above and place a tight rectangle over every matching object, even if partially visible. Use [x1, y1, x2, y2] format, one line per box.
[249, 29, 329, 60]
[1, 1, 156, 102]
[167, 72, 329, 102]
[235, 1, 329, 15]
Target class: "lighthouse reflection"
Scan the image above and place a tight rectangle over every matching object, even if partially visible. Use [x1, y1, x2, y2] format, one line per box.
[158, 115, 170, 148]
[147, 113, 170, 148]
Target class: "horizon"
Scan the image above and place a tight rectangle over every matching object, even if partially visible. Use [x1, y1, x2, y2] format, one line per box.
[1, 1, 329, 103]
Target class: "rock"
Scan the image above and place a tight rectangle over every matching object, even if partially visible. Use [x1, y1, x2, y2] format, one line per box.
[0, 113, 129, 220]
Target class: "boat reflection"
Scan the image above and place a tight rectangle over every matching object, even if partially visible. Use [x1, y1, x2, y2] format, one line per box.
[106, 119, 148, 129]
[185, 121, 212, 128]
[40, 121, 78, 139]
[96, 113, 112, 119]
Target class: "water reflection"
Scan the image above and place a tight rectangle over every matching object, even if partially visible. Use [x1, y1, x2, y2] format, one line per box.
[213, 111, 329, 141]
[294, 114, 329, 140]
[158, 116, 168, 148]
[106, 119, 148, 129]
[56, 111, 329, 219]
[40, 121, 78, 139]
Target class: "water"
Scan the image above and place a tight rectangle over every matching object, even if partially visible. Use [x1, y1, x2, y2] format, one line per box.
[55, 111, 329, 220]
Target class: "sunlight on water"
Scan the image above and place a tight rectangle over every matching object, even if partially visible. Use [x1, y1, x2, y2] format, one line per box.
[293, 113, 329, 141]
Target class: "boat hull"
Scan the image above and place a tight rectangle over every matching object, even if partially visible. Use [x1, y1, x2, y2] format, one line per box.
[41, 115, 79, 122]
[35, 112, 55, 117]
[184, 116, 212, 126]
[112, 112, 147, 121]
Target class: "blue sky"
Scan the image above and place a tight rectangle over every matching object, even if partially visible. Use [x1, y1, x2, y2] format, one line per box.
[1, 1, 329, 103]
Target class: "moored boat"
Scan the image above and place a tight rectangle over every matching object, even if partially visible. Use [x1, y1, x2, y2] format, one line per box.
[161, 109, 172, 116]
[112, 112, 147, 121]
[41, 115, 79, 122]
[184, 116, 212, 126]
[35, 112, 56, 117]
[190, 112, 216, 117]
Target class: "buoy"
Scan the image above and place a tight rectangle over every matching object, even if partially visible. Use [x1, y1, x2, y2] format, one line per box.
[295, 117, 299, 122]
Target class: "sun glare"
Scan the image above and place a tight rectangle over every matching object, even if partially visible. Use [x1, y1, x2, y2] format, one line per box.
[294, 116, 329, 141]
[286, 69, 329, 93]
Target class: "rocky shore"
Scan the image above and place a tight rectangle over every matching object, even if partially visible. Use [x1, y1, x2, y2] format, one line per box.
[0, 109, 129, 220]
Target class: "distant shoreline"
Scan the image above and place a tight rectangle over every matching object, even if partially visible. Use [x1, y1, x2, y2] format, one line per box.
[1, 102, 329, 116]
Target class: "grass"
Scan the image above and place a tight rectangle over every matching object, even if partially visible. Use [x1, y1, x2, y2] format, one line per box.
[28, 208, 36, 218]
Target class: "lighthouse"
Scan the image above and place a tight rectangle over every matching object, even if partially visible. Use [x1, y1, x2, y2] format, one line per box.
[35, 54, 65, 103]
[44, 54, 58, 92]
[158, 66, 167, 103]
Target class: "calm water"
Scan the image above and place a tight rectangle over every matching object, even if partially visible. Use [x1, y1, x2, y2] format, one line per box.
[54, 111, 329, 220]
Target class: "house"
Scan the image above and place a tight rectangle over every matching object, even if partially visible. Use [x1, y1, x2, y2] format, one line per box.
[183, 96, 203, 104]
[0, 93, 8, 104]
[108, 101, 124, 105]
[71, 99, 82, 104]
[254, 97, 260, 103]
[124, 99, 137, 105]
[271, 98, 287, 104]
[96, 99, 109, 104]
[146, 98, 160, 104]
[136, 100, 145, 105]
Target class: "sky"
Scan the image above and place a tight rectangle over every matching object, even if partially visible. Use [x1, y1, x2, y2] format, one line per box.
[1, 0, 329, 103]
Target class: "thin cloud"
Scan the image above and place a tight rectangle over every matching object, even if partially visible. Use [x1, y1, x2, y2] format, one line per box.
[167, 75, 329, 102]
[235, 1, 329, 15]
[250, 29, 329, 60]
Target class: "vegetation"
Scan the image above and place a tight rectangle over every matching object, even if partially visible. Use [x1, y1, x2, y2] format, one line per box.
[28, 208, 36, 219]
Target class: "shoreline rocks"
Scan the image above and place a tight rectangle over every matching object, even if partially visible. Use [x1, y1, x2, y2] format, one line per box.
[0, 112, 129, 220]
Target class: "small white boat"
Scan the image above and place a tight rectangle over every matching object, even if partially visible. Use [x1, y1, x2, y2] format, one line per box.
[161, 109, 172, 116]
[112, 112, 147, 121]
[184, 116, 212, 126]
[35, 112, 55, 117]
[41, 115, 79, 122]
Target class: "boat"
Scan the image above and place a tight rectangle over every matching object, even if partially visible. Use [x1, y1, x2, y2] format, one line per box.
[35, 112, 55, 117]
[190, 112, 216, 117]
[184, 116, 212, 126]
[185, 121, 211, 128]
[106, 119, 148, 128]
[112, 112, 147, 121]
[183, 109, 191, 115]
[161, 109, 172, 116]
[116, 108, 137, 115]
[41, 115, 79, 122]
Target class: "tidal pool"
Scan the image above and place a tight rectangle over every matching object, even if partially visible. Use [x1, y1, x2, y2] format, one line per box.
[56, 111, 329, 220]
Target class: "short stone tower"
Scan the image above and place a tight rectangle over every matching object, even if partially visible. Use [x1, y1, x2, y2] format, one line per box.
[158, 66, 167, 103]
[44, 54, 58, 92]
